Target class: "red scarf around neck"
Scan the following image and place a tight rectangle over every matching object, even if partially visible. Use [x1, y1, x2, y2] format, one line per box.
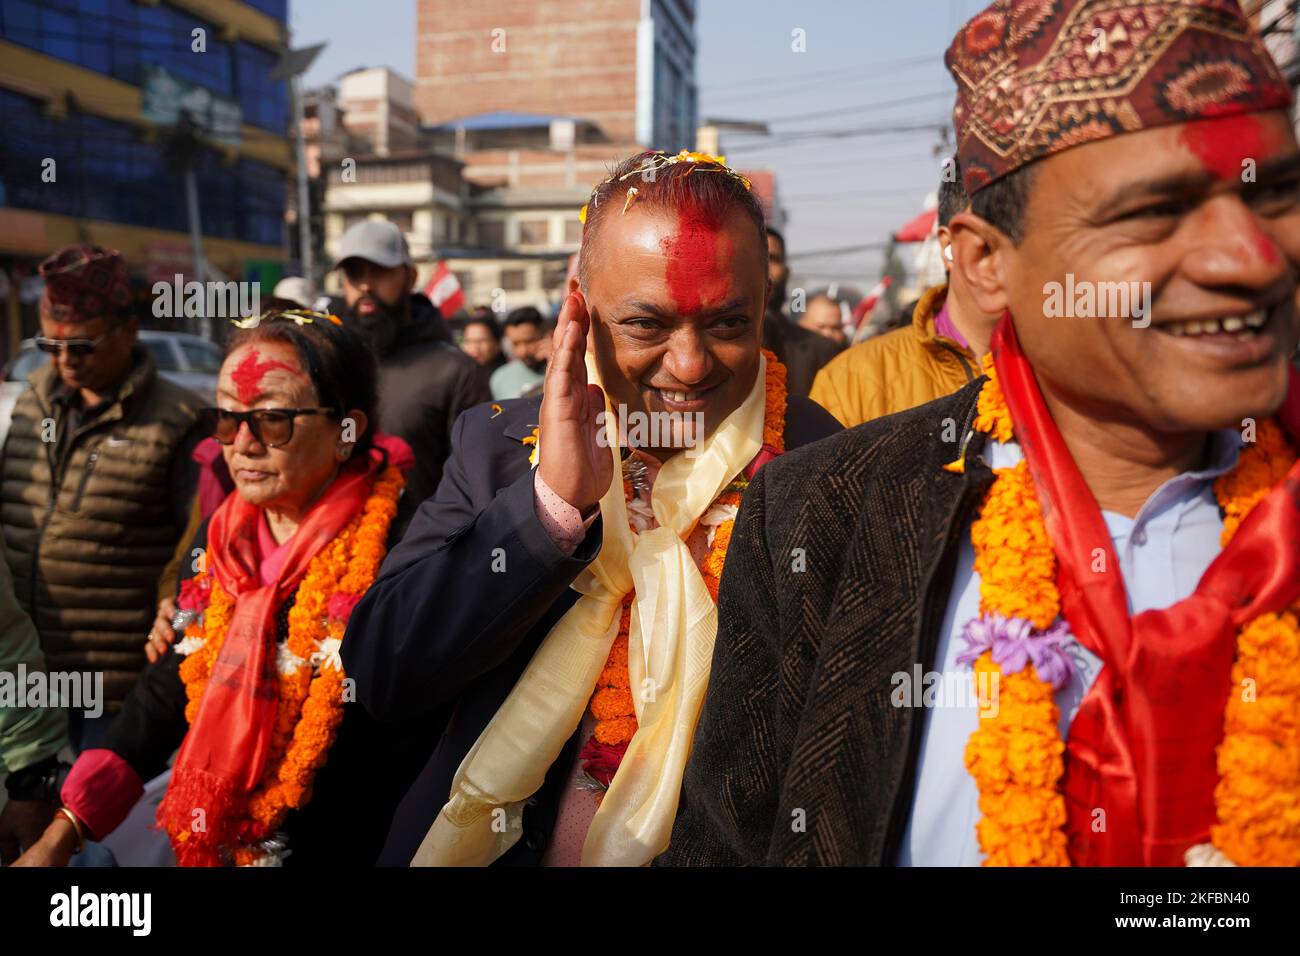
[990, 318, 1300, 866]
[156, 454, 378, 866]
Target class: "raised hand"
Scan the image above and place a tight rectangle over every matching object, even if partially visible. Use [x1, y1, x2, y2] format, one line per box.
[537, 291, 612, 513]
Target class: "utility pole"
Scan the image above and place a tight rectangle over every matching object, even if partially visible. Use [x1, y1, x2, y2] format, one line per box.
[163, 112, 208, 338]
[271, 43, 327, 288]
[292, 73, 313, 287]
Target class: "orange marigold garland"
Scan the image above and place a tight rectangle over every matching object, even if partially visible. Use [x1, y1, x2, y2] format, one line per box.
[173, 464, 403, 865]
[1209, 418, 1300, 867]
[961, 455, 1072, 867]
[590, 600, 637, 751]
[960, 366, 1300, 867]
[579, 350, 787, 788]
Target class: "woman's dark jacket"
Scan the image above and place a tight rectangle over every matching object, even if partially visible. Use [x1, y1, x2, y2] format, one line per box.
[97, 516, 444, 867]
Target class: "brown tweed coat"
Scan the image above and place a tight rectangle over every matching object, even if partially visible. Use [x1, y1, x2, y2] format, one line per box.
[663, 378, 997, 865]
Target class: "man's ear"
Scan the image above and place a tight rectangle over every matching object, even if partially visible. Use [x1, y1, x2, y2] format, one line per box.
[936, 226, 954, 275]
[567, 275, 580, 296]
[948, 211, 1011, 317]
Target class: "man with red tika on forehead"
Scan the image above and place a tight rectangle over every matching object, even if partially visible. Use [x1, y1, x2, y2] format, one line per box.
[342, 149, 840, 866]
[667, 0, 1300, 867]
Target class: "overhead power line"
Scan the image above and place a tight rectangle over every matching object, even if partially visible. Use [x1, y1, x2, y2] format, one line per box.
[755, 90, 953, 127]
[787, 242, 892, 260]
[699, 53, 937, 94]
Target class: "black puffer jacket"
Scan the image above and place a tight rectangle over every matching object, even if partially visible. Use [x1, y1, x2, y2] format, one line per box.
[326, 294, 490, 527]
[0, 350, 202, 709]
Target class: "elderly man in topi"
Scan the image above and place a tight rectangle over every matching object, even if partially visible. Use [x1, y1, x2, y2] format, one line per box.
[668, 0, 1300, 868]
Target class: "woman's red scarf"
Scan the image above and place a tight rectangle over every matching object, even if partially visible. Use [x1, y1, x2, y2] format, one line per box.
[156, 454, 381, 866]
[990, 318, 1300, 865]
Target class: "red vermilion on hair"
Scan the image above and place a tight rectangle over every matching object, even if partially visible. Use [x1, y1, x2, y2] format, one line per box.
[578, 149, 767, 291]
[661, 206, 733, 316]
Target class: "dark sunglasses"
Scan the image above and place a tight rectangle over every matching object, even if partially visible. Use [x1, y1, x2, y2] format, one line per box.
[35, 329, 115, 357]
[201, 407, 338, 448]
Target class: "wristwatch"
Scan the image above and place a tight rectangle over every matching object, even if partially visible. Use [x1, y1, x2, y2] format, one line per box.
[3, 754, 69, 802]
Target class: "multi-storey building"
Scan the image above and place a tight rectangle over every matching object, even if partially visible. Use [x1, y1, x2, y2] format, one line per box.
[414, 0, 697, 150]
[0, 0, 292, 355]
[337, 66, 420, 157]
[321, 134, 587, 315]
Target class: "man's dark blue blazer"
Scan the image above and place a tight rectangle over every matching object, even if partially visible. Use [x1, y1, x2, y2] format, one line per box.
[342, 392, 842, 865]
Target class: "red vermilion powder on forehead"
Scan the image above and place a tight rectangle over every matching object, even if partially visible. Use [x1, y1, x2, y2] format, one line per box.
[1178, 111, 1278, 181]
[661, 207, 732, 316]
[230, 349, 302, 404]
[1178, 109, 1286, 266]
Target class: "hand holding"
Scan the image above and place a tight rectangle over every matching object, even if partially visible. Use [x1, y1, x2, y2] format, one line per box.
[145, 597, 178, 664]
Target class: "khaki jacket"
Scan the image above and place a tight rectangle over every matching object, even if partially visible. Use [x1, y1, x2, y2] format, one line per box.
[809, 284, 978, 428]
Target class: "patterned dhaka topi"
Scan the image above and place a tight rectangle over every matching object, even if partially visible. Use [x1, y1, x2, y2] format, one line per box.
[946, 0, 1293, 194]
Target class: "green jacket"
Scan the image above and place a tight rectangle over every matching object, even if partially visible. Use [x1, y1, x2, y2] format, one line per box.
[0, 542, 67, 774]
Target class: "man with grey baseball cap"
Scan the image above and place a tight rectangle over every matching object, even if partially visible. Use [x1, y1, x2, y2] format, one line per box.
[338, 219, 412, 268]
[325, 219, 440, 348]
[324, 218, 489, 530]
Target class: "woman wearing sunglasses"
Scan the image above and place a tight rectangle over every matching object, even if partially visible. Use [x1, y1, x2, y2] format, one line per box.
[15, 311, 436, 867]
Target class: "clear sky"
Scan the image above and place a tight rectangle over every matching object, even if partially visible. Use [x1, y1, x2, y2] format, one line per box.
[289, 0, 993, 289]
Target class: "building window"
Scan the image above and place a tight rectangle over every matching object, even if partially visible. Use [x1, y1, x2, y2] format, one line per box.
[542, 260, 569, 291]
[0, 0, 291, 140]
[235, 41, 288, 133]
[500, 268, 526, 292]
[385, 211, 413, 233]
[1, 0, 240, 95]
[0, 90, 284, 247]
[518, 219, 549, 246]
[339, 161, 430, 185]
[564, 219, 583, 244]
[479, 220, 506, 249]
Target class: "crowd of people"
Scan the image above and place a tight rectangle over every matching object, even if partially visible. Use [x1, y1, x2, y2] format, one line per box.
[2, 0, 1299, 869]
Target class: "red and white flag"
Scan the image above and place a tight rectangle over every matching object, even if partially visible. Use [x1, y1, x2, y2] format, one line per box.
[423, 261, 465, 318]
[852, 276, 892, 329]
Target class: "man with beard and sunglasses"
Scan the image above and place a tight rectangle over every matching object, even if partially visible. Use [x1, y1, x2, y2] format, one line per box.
[0, 246, 204, 752]
[321, 220, 490, 526]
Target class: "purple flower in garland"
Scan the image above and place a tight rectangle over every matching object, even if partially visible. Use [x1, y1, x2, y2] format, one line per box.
[1021, 620, 1074, 690]
[956, 613, 1010, 667]
[958, 613, 1076, 691]
[989, 615, 1038, 675]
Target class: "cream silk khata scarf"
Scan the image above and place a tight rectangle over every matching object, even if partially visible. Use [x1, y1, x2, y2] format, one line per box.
[412, 353, 768, 866]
